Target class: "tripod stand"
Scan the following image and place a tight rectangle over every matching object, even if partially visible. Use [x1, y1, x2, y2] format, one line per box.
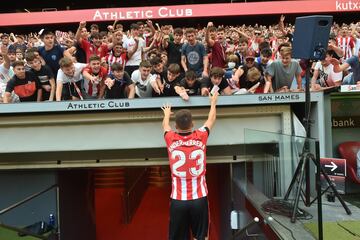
[283, 59, 351, 223]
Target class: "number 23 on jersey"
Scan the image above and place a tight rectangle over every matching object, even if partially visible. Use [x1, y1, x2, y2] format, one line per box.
[171, 149, 205, 178]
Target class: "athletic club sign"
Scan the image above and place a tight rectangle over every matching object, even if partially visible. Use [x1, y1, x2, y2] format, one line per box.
[93, 7, 193, 21]
[0, 0, 359, 26]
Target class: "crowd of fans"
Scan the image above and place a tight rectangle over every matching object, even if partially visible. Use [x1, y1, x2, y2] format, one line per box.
[0, 15, 359, 103]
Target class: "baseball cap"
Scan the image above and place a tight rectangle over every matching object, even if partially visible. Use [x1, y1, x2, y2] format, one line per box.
[245, 50, 256, 59]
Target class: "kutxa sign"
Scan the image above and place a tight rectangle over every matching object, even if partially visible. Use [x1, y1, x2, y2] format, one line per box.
[0, 0, 359, 26]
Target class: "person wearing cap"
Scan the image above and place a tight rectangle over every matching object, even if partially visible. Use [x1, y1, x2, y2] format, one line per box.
[264, 46, 302, 93]
[232, 50, 264, 91]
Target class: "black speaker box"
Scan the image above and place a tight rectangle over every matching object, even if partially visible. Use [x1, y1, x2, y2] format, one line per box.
[292, 15, 333, 60]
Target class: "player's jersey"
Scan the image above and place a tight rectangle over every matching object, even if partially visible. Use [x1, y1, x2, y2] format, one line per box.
[164, 127, 209, 201]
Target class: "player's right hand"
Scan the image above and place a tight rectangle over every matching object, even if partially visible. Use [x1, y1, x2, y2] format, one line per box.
[161, 103, 173, 116]
[209, 91, 218, 105]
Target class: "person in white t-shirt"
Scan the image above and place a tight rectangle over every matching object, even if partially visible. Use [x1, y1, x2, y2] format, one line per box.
[123, 23, 146, 76]
[131, 60, 157, 98]
[0, 45, 18, 102]
[311, 50, 343, 90]
[56, 57, 87, 101]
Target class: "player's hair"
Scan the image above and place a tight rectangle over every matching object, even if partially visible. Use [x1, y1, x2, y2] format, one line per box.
[175, 109, 193, 131]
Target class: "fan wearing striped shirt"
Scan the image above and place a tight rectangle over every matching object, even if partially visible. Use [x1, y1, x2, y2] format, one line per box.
[162, 91, 218, 240]
[103, 42, 127, 74]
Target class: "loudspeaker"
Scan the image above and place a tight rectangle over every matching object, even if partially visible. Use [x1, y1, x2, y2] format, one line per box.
[292, 15, 333, 60]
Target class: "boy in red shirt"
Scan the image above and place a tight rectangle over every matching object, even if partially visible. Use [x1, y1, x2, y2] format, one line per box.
[82, 55, 108, 99]
[162, 92, 218, 240]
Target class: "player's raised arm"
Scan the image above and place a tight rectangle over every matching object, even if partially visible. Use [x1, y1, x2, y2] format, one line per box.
[161, 103, 173, 132]
[203, 92, 218, 131]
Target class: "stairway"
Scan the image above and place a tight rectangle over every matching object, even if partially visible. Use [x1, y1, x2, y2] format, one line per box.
[94, 168, 126, 240]
[94, 168, 125, 189]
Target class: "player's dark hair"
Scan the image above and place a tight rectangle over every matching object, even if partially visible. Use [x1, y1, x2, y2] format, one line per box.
[175, 109, 193, 131]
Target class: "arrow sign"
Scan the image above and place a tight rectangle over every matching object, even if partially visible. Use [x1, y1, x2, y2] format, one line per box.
[325, 162, 338, 172]
[320, 158, 346, 177]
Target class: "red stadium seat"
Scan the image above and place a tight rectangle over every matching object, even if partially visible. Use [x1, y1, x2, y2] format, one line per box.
[338, 142, 360, 185]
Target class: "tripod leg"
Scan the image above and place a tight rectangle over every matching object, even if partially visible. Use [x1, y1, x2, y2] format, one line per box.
[319, 166, 352, 215]
[291, 159, 306, 223]
[284, 157, 304, 201]
[308, 155, 352, 215]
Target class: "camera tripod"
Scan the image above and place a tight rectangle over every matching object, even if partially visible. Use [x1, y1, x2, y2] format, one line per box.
[283, 59, 351, 223]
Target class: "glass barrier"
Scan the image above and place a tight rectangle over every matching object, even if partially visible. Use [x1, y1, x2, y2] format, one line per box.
[231, 129, 322, 240]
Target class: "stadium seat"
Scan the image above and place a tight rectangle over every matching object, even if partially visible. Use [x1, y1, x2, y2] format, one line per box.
[338, 142, 360, 185]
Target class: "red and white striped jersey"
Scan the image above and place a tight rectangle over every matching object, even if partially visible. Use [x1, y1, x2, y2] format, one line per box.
[104, 52, 127, 73]
[82, 66, 108, 97]
[164, 127, 209, 201]
[337, 36, 355, 60]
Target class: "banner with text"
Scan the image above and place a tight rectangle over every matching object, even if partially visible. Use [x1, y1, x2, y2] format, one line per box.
[0, 0, 359, 26]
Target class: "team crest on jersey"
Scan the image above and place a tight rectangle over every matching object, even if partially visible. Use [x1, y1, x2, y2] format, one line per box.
[51, 55, 57, 61]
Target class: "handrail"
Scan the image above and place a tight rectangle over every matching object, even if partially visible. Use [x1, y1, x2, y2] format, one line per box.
[126, 169, 147, 195]
[0, 184, 58, 216]
[123, 168, 148, 223]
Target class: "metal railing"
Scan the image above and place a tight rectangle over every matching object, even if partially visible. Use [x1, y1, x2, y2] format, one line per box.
[123, 168, 148, 224]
